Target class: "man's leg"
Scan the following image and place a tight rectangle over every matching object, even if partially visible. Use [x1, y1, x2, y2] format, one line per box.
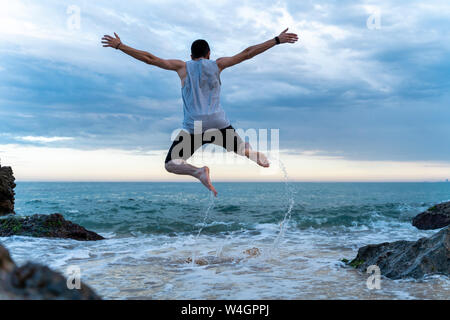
[164, 130, 218, 196]
[242, 142, 270, 168]
[221, 126, 270, 168]
[165, 160, 217, 196]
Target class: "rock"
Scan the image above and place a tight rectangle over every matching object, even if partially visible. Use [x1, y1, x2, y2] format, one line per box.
[0, 165, 16, 216]
[184, 247, 262, 266]
[412, 202, 450, 230]
[0, 245, 15, 273]
[348, 226, 450, 279]
[0, 213, 104, 241]
[0, 243, 101, 299]
[185, 255, 237, 265]
[243, 247, 261, 257]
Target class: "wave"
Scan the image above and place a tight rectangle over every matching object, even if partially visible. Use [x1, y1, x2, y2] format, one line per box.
[14, 182, 448, 236]
[10, 200, 431, 236]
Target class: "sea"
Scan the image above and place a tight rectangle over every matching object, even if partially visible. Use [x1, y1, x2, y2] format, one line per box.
[1, 181, 449, 299]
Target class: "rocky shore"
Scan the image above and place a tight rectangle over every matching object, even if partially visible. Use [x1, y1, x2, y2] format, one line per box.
[0, 243, 100, 299]
[349, 226, 449, 279]
[0, 164, 103, 241]
[348, 202, 450, 279]
[0, 165, 15, 216]
[412, 201, 450, 230]
[0, 213, 104, 241]
[0, 164, 103, 299]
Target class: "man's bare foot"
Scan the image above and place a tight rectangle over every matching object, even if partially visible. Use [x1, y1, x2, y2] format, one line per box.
[195, 166, 218, 196]
[244, 143, 270, 168]
[246, 150, 270, 168]
[255, 151, 270, 168]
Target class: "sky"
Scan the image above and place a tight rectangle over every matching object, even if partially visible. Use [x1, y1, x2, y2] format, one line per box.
[1, 0, 450, 182]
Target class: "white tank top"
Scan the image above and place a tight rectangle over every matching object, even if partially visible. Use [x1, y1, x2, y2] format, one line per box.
[181, 59, 230, 133]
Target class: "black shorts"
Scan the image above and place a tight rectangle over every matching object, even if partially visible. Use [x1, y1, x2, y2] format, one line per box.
[165, 125, 245, 163]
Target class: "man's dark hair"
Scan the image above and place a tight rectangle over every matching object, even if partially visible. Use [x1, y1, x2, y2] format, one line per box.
[191, 39, 210, 59]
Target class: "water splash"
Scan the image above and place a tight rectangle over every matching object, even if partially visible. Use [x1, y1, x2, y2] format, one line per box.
[215, 234, 233, 258]
[190, 158, 294, 264]
[195, 192, 216, 238]
[190, 191, 215, 265]
[271, 158, 295, 250]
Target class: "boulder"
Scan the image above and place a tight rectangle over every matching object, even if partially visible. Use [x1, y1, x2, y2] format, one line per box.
[348, 226, 449, 279]
[0, 243, 100, 300]
[0, 213, 104, 241]
[412, 201, 450, 230]
[0, 244, 15, 273]
[0, 165, 16, 216]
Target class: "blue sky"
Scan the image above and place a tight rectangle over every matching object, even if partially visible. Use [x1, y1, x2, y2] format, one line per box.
[1, 0, 450, 181]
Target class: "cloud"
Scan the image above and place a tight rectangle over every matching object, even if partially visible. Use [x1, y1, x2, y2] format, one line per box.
[0, 0, 449, 172]
[15, 136, 74, 143]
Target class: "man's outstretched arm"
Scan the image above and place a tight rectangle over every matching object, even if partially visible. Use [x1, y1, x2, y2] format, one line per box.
[101, 33, 185, 72]
[216, 28, 298, 71]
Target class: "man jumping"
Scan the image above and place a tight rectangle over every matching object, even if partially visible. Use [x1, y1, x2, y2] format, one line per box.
[102, 28, 298, 196]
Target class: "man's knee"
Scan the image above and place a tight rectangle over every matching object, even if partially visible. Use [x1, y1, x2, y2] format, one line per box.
[165, 160, 175, 173]
[165, 159, 184, 173]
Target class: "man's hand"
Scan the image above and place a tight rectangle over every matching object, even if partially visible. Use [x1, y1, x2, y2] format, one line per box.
[101, 33, 122, 49]
[278, 28, 298, 44]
